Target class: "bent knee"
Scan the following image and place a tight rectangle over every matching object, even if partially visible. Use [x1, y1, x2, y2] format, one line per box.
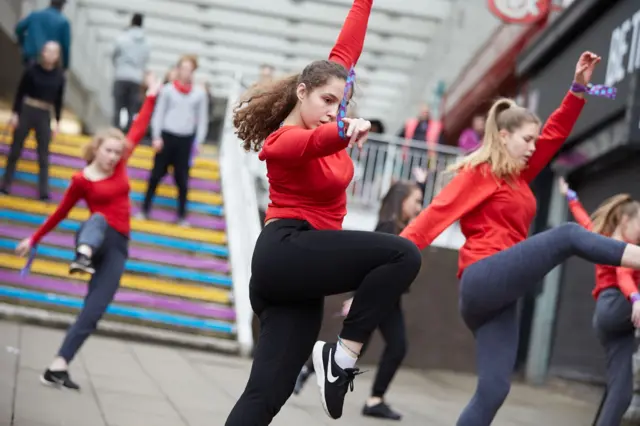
[395, 237, 422, 272]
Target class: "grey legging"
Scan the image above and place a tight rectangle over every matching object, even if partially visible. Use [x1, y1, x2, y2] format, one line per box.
[57, 213, 128, 362]
[592, 288, 636, 426]
[457, 223, 627, 426]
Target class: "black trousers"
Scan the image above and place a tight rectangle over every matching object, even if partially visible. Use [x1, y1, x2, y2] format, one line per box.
[304, 301, 406, 398]
[113, 80, 141, 132]
[142, 131, 193, 219]
[1, 103, 50, 197]
[225, 219, 421, 425]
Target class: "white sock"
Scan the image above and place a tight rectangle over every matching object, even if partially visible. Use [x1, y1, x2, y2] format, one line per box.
[334, 342, 357, 370]
[49, 357, 68, 372]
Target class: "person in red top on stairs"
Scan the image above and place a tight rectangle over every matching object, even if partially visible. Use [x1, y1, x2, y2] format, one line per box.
[400, 52, 640, 426]
[14, 74, 162, 393]
[559, 177, 640, 426]
[225, 1, 422, 424]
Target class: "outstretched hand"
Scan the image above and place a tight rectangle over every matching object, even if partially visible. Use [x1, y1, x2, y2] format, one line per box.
[557, 177, 569, 196]
[574, 51, 601, 86]
[342, 117, 370, 149]
[145, 72, 163, 97]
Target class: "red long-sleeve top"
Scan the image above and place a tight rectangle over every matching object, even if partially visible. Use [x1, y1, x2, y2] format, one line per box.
[568, 199, 639, 299]
[401, 92, 586, 278]
[30, 94, 157, 245]
[259, 0, 372, 230]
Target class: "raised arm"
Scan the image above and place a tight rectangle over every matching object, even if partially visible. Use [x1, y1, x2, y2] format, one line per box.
[521, 91, 585, 182]
[328, 0, 373, 69]
[30, 175, 85, 245]
[259, 124, 349, 162]
[400, 166, 497, 250]
[125, 93, 158, 156]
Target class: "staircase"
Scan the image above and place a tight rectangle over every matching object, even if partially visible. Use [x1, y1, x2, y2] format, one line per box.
[0, 125, 240, 353]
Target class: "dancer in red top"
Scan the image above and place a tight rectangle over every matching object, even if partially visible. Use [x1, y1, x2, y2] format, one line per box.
[400, 52, 640, 425]
[559, 177, 640, 426]
[15, 74, 161, 391]
[225, 1, 422, 424]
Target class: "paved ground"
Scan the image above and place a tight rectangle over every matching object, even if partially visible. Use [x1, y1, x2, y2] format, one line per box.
[0, 320, 602, 426]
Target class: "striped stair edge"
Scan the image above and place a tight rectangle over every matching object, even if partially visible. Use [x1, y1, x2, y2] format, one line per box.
[0, 302, 240, 354]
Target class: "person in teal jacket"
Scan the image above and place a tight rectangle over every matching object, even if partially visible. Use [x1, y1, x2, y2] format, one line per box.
[15, 0, 71, 69]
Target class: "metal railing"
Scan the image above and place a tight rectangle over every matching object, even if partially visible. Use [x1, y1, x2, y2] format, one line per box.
[346, 133, 462, 208]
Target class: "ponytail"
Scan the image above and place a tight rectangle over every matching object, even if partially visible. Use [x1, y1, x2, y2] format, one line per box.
[591, 194, 640, 235]
[450, 97, 540, 179]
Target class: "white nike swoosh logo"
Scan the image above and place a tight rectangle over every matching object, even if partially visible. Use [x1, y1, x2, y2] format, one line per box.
[327, 348, 339, 383]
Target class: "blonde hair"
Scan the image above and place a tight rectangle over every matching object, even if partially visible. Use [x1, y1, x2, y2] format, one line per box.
[178, 54, 199, 70]
[450, 98, 541, 179]
[591, 194, 640, 236]
[82, 128, 127, 164]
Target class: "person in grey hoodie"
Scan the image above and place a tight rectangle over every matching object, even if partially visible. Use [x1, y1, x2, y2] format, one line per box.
[112, 13, 150, 132]
[139, 54, 209, 226]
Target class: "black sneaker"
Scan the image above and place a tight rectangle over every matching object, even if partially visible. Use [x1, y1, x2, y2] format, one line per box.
[293, 365, 313, 395]
[362, 401, 402, 420]
[312, 341, 362, 419]
[70, 253, 95, 275]
[40, 369, 80, 390]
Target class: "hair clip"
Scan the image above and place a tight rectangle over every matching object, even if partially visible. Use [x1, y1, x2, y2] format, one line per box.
[338, 66, 356, 139]
[20, 247, 37, 277]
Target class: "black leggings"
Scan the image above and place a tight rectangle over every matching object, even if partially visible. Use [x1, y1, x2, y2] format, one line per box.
[142, 131, 193, 219]
[592, 288, 636, 426]
[304, 302, 406, 398]
[456, 223, 627, 426]
[1, 103, 51, 197]
[225, 219, 421, 426]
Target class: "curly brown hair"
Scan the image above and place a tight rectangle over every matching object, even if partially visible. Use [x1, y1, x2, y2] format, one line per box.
[234, 60, 349, 152]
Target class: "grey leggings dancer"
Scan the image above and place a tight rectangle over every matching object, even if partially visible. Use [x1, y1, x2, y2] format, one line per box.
[592, 288, 636, 426]
[456, 223, 627, 426]
[57, 214, 128, 362]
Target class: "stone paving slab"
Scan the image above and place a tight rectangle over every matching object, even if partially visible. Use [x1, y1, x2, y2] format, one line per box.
[0, 320, 603, 426]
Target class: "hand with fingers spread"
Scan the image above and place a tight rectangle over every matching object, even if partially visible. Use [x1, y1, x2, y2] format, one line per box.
[342, 117, 370, 149]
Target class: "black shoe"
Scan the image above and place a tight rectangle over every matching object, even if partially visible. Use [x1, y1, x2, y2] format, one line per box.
[0, 188, 8, 195]
[362, 401, 402, 420]
[40, 369, 80, 390]
[39, 194, 50, 202]
[293, 365, 313, 395]
[312, 341, 362, 419]
[70, 253, 95, 275]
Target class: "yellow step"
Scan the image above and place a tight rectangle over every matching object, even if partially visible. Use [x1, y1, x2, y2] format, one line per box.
[0, 125, 219, 170]
[1, 196, 227, 244]
[0, 253, 230, 304]
[0, 137, 220, 180]
[0, 157, 223, 206]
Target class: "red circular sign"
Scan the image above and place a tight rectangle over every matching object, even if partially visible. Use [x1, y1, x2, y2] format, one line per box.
[487, 0, 551, 24]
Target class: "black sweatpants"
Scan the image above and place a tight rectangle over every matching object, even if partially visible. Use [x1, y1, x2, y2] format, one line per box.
[303, 301, 406, 398]
[142, 131, 193, 219]
[456, 223, 627, 426]
[1, 103, 51, 197]
[113, 80, 142, 132]
[592, 288, 636, 426]
[57, 214, 128, 362]
[225, 219, 422, 425]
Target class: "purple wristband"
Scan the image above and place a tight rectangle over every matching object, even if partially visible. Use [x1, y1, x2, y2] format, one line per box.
[570, 81, 617, 99]
[630, 293, 640, 304]
[566, 189, 577, 201]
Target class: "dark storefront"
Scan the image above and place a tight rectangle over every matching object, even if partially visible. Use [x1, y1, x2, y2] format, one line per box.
[518, 0, 640, 383]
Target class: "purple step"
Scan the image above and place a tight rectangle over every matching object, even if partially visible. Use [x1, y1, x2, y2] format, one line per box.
[0, 144, 221, 192]
[0, 269, 235, 320]
[0, 224, 229, 272]
[9, 183, 226, 230]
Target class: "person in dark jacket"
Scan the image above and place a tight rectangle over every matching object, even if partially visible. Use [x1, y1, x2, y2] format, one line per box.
[15, 0, 71, 69]
[293, 181, 423, 421]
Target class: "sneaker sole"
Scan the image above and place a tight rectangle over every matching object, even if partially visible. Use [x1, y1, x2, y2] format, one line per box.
[312, 341, 333, 419]
[39, 375, 80, 391]
[69, 263, 95, 275]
